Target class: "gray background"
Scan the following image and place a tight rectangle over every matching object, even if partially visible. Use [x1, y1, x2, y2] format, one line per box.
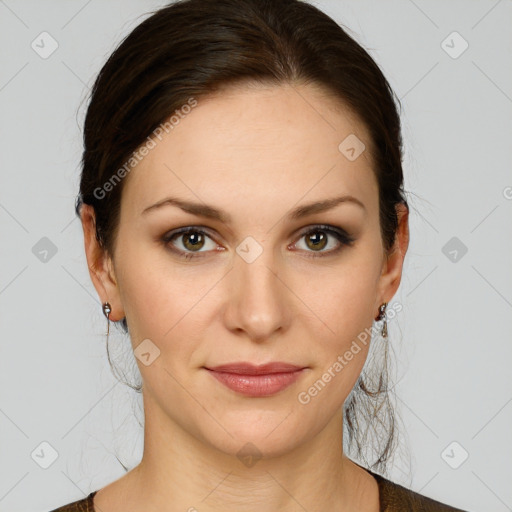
[1, 1, 511, 511]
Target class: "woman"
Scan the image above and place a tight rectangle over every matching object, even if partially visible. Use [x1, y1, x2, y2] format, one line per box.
[51, 0, 468, 510]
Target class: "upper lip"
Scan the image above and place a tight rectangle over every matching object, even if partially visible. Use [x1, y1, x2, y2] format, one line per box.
[205, 362, 305, 375]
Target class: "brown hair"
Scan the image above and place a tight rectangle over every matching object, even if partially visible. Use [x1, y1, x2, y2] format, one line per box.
[76, 0, 408, 474]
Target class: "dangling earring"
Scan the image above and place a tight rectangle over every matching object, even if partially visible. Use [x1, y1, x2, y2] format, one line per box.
[375, 302, 388, 339]
[102, 302, 112, 342]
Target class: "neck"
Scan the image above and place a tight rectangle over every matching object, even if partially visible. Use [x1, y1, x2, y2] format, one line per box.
[114, 391, 379, 512]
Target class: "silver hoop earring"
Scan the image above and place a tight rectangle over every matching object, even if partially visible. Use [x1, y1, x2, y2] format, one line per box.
[375, 302, 388, 339]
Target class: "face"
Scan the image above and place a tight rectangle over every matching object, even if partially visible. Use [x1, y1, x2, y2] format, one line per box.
[83, 82, 408, 459]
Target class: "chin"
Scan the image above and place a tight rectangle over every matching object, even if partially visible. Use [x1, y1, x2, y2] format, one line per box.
[198, 414, 310, 463]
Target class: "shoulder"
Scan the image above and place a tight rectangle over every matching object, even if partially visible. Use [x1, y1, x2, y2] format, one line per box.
[48, 491, 97, 512]
[371, 472, 469, 512]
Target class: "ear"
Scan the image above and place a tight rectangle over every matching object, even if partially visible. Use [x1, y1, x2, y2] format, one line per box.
[80, 204, 124, 322]
[375, 203, 409, 311]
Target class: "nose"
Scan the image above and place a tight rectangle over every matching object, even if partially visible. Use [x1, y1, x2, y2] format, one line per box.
[222, 245, 292, 343]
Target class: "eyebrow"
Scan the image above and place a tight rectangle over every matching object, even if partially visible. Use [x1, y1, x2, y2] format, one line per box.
[141, 194, 366, 223]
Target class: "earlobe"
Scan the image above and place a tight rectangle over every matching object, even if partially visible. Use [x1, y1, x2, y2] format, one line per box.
[80, 204, 124, 322]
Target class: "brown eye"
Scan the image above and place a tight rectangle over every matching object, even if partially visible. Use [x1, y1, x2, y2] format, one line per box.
[163, 227, 218, 259]
[304, 230, 328, 251]
[293, 225, 355, 258]
[182, 231, 206, 251]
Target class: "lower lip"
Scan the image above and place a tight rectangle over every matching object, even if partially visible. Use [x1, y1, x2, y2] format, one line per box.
[205, 369, 305, 397]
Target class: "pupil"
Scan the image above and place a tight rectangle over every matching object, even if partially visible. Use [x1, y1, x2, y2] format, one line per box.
[186, 232, 203, 249]
[309, 231, 326, 249]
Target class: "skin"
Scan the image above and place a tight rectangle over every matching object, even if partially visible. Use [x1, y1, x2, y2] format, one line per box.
[81, 81, 409, 512]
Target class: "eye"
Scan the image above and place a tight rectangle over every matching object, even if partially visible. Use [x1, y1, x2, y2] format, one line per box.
[291, 224, 355, 258]
[162, 227, 219, 260]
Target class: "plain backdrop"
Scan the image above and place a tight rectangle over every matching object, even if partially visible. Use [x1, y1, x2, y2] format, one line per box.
[0, 1, 511, 511]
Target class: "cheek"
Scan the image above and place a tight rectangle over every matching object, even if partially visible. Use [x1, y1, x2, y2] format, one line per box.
[298, 259, 379, 342]
[291, 248, 381, 389]
[115, 238, 221, 358]
[292, 272, 377, 414]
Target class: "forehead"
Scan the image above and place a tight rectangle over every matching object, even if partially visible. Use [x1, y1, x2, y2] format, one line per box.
[121, 82, 377, 221]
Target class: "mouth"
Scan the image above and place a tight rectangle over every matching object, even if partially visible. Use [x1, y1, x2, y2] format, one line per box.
[203, 362, 307, 397]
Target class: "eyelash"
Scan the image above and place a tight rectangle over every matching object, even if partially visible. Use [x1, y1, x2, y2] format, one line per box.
[161, 224, 356, 261]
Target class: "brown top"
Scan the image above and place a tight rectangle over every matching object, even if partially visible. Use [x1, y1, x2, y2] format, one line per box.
[48, 468, 469, 512]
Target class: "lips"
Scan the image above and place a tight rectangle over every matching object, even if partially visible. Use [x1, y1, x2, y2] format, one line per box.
[205, 362, 304, 375]
[203, 362, 307, 397]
